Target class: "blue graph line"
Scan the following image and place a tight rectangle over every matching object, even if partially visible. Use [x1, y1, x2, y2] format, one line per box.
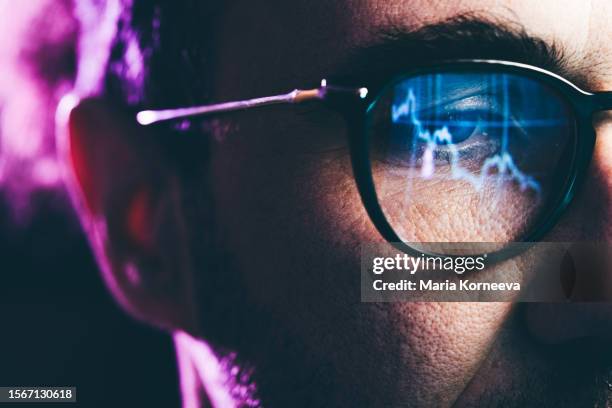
[391, 89, 542, 194]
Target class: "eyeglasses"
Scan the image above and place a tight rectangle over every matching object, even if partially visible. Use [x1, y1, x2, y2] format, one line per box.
[136, 60, 612, 261]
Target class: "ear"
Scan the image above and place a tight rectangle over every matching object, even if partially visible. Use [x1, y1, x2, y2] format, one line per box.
[56, 96, 198, 332]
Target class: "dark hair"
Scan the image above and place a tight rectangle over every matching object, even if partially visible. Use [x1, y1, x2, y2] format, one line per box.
[104, 0, 222, 109]
[81, 0, 230, 177]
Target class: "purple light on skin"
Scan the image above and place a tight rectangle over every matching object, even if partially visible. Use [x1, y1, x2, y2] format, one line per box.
[124, 262, 142, 286]
[56, 93, 80, 129]
[73, 0, 121, 97]
[32, 157, 62, 187]
[0, 1, 75, 217]
[0, 157, 5, 184]
[174, 331, 260, 408]
[175, 339, 201, 408]
[0, 0, 148, 215]
[2, 81, 44, 158]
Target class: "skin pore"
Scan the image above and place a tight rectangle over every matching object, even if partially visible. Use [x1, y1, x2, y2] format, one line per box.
[65, 0, 612, 407]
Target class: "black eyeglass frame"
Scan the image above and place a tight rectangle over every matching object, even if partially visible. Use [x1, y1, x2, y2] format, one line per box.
[137, 59, 612, 263]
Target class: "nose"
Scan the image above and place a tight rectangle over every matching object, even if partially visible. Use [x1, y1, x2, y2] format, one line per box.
[525, 112, 612, 352]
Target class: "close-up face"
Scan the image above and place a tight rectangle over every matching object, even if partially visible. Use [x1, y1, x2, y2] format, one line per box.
[60, 0, 612, 407]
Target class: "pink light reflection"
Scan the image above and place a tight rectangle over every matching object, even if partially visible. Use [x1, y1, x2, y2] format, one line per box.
[0, 0, 76, 216]
[174, 331, 237, 408]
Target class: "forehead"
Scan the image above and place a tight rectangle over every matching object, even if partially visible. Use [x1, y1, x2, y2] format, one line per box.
[213, 0, 612, 93]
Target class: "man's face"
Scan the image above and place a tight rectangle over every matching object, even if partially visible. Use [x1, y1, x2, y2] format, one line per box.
[194, 1, 612, 406]
[73, 0, 612, 406]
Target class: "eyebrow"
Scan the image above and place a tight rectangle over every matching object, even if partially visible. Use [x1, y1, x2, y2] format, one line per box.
[331, 14, 573, 88]
[137, 15, 577, 128]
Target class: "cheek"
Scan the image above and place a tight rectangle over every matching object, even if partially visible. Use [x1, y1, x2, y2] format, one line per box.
[208, 116, 518, 405]
[389, 302, 513, 405]
[209, 111, 383, 302]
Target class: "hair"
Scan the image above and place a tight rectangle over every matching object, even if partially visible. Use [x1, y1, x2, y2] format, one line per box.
[76, 0, 222, 107]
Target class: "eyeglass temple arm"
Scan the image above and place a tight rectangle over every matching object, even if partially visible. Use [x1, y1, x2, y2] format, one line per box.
[136, 79, 368, 126]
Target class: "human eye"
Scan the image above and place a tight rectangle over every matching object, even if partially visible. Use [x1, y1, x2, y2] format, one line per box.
[372, 95, 506, 170]
[368, 71, 576, 244]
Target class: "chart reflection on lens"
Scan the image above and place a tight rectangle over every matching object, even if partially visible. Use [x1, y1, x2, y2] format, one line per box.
[367, 72, 576, 244]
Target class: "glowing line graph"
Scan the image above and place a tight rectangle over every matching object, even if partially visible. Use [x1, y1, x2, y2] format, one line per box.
[391, 89, 542, 194]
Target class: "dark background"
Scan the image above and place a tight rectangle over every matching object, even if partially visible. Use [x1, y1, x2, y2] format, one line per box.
[0, 191, 181, 407]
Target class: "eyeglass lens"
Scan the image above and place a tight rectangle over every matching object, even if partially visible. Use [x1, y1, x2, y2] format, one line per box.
[367, 72, 576, 245]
